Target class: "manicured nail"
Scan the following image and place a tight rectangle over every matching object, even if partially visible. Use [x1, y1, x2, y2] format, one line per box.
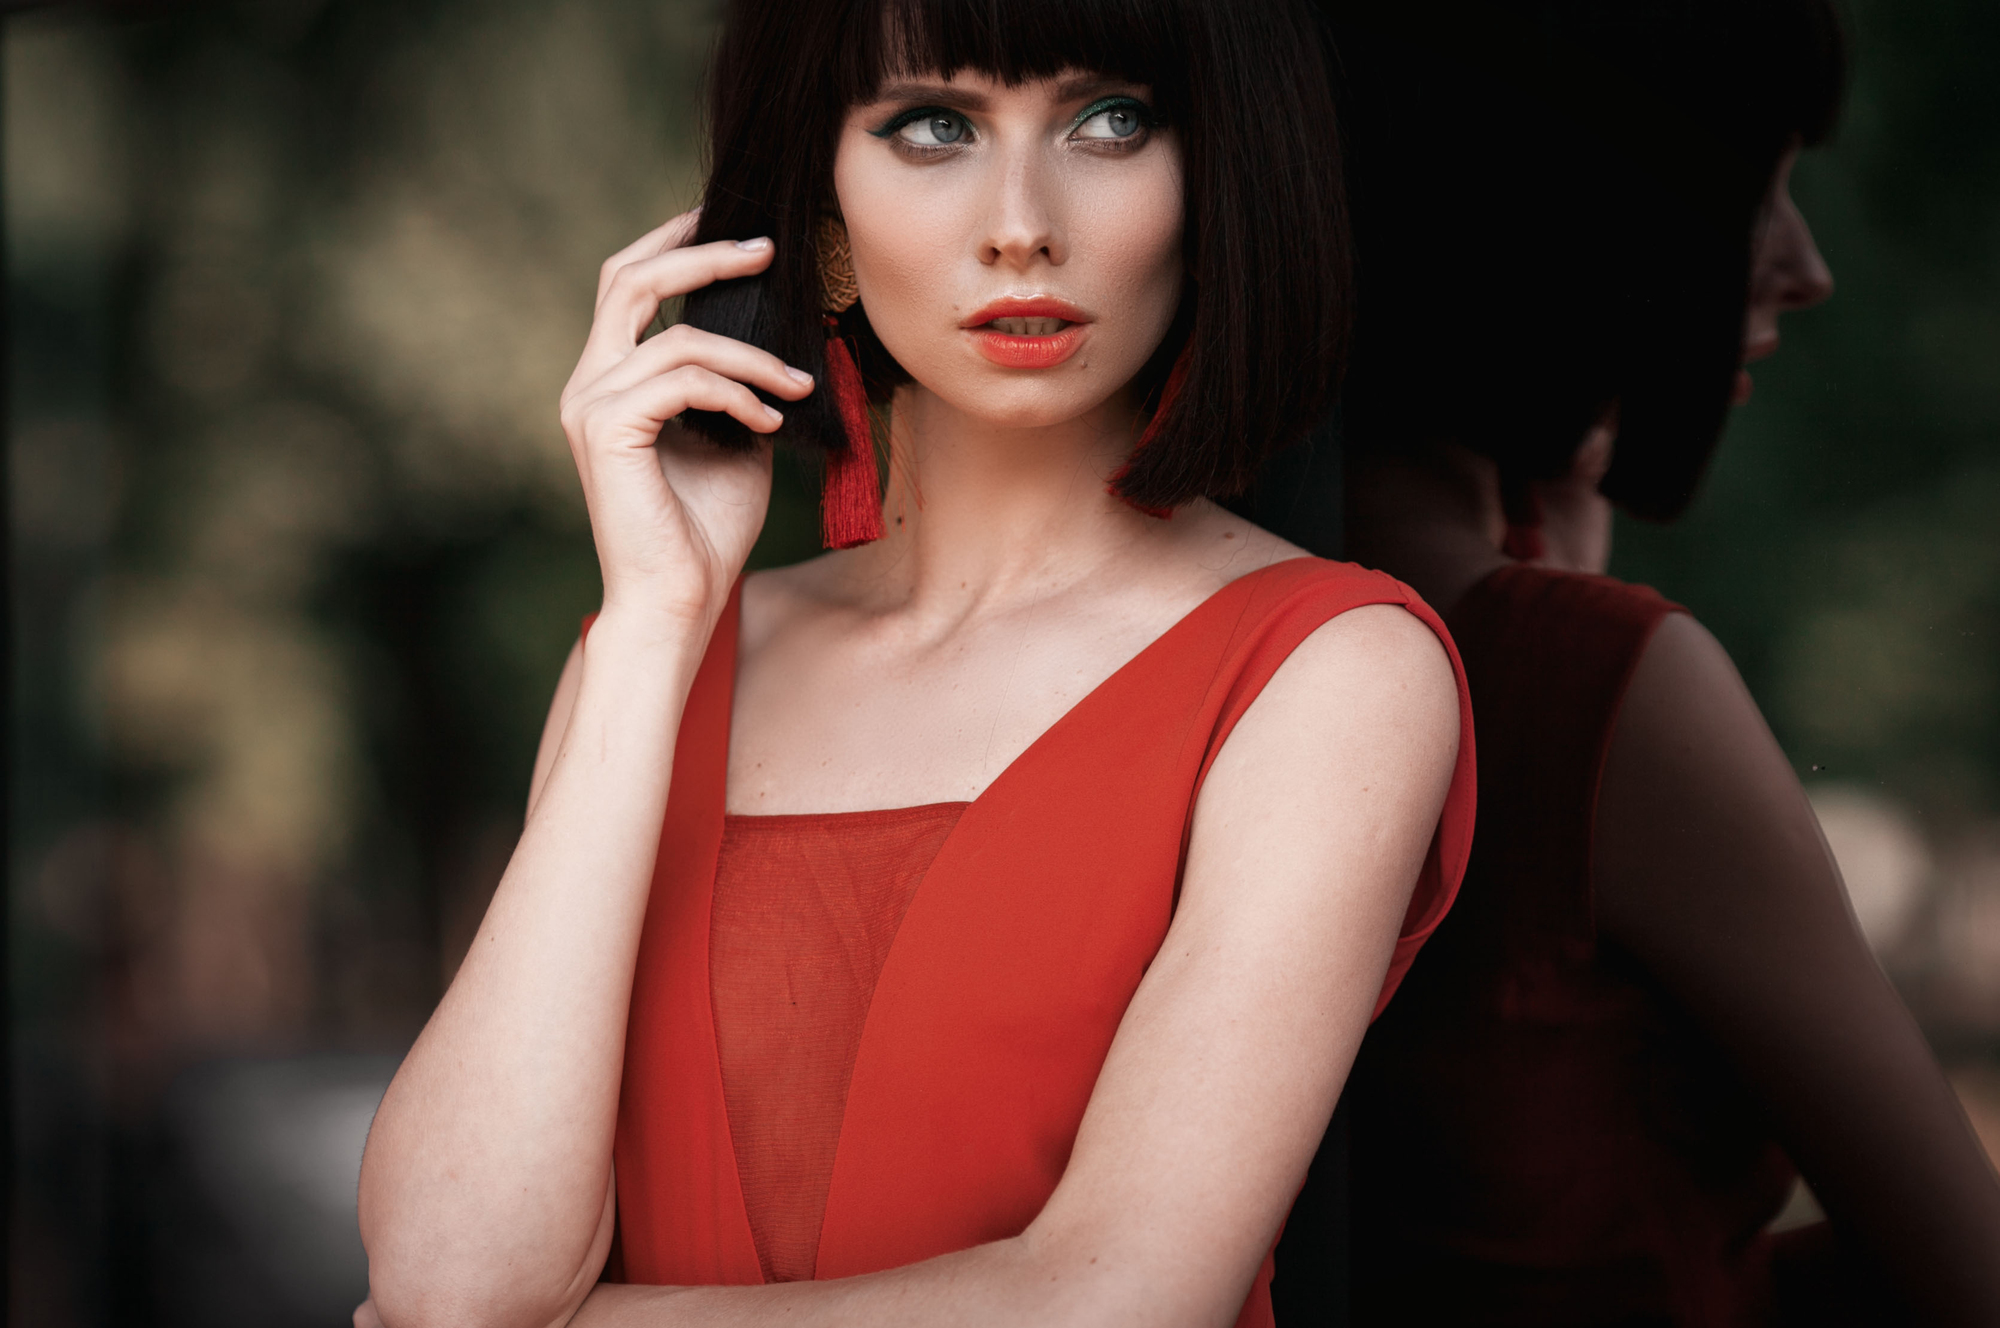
[764, 404, 784, 423]
[786, 367, 813, 385]
[735, 236, 772, 251]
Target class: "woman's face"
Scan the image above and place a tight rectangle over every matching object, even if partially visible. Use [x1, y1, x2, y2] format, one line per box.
[1735, 145, 1835, 405]
[833, 69, 1185, 431]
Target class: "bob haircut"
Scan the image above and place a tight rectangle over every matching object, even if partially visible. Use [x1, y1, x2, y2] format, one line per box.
[677, 0, 1351, 513]
[1324, 0, 1846, 521]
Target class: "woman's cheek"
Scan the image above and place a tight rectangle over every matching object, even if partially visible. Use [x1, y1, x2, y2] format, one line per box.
[1094, 174, 1184, 342]
[849, 239, 954, 377]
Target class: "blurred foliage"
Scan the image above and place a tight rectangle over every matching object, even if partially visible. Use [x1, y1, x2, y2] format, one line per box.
[4, 2, 817, 1320]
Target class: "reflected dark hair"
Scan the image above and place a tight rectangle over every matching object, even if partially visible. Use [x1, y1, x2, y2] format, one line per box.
[1326, 0, 1847, 520]
[679, 0, 1350, 511]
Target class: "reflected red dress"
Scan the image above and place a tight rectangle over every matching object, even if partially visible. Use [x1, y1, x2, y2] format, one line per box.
[605, 558, 1478, 1327]
[1347, 566, 1798, 1326]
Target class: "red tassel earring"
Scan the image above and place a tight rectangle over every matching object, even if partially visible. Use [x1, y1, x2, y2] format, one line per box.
[1106, 345, 1192, 520]
[816, 217, 883, 549]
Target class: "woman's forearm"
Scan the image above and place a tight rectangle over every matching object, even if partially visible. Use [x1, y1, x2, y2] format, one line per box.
[360, 608, 713, 1328]
[566, 1232, 1129, 1328]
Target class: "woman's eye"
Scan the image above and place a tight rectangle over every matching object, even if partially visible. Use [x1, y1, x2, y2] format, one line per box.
[896, 111, 971, 147]
[1072, 100, 1150, 142]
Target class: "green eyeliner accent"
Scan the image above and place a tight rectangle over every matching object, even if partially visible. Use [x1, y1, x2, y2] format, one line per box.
[1069, 95, 1156, 133]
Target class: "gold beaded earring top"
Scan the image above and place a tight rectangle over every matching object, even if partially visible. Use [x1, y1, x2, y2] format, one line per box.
[817, 215, 860, 314]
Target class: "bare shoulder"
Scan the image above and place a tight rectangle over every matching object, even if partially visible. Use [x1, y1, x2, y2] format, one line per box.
[1618, 610, 1760, 734]
[1595, 610, 1839, 957]
[1269, 601, 1459, 739]
[1187, 598, 1460, 928]
[1603, 611, 1799, 819]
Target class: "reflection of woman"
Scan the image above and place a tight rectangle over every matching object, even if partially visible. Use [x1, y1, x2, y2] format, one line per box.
[1333, 2, 2000, 1324]
[355, 3, 1475, 1326]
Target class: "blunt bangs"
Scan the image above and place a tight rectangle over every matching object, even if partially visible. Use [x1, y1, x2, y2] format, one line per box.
[834, 0, 1182, 109]
[678, 0, 1350, 513]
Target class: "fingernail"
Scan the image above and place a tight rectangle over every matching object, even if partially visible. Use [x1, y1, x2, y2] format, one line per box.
[764, 404, 784, 423]
[786, 367, 813, 385]
[735, 236, 772, 251]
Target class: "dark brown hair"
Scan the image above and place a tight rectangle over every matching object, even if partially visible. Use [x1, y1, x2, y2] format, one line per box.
[678, 0, 1351, 511]
[1326, 0, 1847, 520]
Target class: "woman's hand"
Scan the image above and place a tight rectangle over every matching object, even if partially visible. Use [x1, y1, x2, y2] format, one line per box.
[559, 212, 815, 633]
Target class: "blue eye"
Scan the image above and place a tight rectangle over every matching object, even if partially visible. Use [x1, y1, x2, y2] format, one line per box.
[890, 109, 971, 147]
[1071, 97, 1153, 142]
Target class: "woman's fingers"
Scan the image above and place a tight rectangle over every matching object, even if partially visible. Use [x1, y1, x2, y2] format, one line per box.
[569, 237, 778, 392]
[594, 210, 702, 305]
[592, 237, 777, 346]
[575, 365, 789, 454]
[583, 323, 814, 405]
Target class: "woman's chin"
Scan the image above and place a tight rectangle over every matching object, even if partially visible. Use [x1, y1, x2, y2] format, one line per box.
[913, 380, 1123, 433]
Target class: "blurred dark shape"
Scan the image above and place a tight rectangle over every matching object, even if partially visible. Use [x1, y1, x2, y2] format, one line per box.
[3, 2, 814, 1321]
[1228, 413, 1344, 560]
[1325, 0, 1844, 521]
[152, 1055, 396, 1327]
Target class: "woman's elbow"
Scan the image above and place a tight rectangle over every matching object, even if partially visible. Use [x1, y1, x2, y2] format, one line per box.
[363, 1258, 589, 1328]
[359, 1204, 604, 1328]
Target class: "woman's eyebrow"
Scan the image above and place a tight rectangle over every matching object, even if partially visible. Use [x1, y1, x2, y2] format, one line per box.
[1050, 73, 1138, 101]
[870, 80, 991, 110]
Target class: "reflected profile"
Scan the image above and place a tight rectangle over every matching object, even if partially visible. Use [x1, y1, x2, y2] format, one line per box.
[1327, 0, 2000, 1323]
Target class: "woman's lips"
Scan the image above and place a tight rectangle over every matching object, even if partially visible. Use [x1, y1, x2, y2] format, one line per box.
[1734, 335, 1780, 405]
[963, 297, 1091, 370]
[1741, 334, 1781, 365]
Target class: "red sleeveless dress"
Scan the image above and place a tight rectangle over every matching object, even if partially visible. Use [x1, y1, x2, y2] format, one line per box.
[607, 557, 1478, 1327]
[1347, 566, 1798, 1327]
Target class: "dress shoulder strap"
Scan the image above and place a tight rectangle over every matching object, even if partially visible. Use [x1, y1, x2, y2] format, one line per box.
[1445, 565, 1682, 948]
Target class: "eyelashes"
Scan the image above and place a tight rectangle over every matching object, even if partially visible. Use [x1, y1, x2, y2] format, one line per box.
[1068, 96, 1157, 142]
[869, 107, 974, 148]
[867, 95, 1160, 157]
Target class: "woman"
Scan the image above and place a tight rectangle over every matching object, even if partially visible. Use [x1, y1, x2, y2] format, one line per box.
[354, 3, 1474, 1327]
[1329, 1, 2000, 1323]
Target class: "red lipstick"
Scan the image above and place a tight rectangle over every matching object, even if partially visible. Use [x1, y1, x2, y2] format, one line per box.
[962, 296, 1091, 370]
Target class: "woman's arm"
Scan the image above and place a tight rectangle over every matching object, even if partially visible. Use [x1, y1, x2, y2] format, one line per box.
[567, 603, 1462, 1328]
[357, 215, 816, 1328]
[526, 638, 584, 817]
[1593, 614, 2000, 1326]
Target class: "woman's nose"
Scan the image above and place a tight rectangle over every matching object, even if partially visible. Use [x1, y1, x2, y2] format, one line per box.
[1768, 194, 1834, 312]
[979, 153, 1066, 270]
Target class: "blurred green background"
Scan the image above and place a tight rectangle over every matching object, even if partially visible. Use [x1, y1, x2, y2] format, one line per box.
[6, 0, 1998, 1323]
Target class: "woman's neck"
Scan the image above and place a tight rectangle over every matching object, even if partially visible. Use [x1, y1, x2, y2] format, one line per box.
[1344, 434, 1617, 619]
[835, 384, 1173, 613]
[1344, 447, 1513, 620]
